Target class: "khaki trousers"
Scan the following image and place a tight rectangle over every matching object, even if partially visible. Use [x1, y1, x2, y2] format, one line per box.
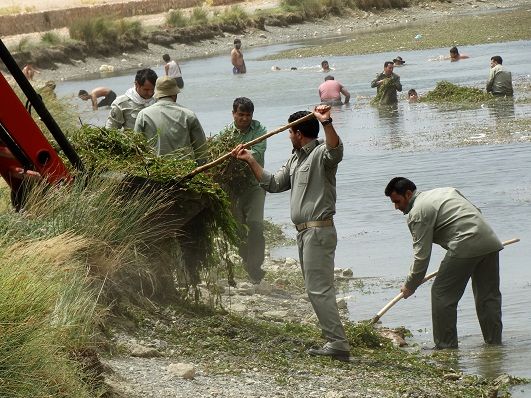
[232, 185, 266, 281]
[431, 251, 502, 348]
[297, 226, 350, 351]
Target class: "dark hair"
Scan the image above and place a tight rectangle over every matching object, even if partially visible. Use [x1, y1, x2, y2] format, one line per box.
[324, 75, 334, 81]
[78, 89, 88, 96]
[288, 111, 319, 138]
[135, 68, 158, 86]
[233, 97, 254, 113]
[162, 54, 170, 62]
[491, 55, 503, 65]
[234, 39, 241, 44]
[408, 89, 417, 96]
[321, 60, 328, 66]
[449, 46, 459, 54]
[385, 177, 417, 197]
[384, 61, 394, 68]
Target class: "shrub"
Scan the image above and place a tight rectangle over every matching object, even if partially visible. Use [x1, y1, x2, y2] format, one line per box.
[280, 0, 324, 18]
[215, 5, 251, 25]
[41, 31, 62, 45]
[189, 7, 210, 26]
[166, 9, 188, 27]
[422, 81, 493, 103]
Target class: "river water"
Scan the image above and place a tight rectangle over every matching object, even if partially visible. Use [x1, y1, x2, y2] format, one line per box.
[56, 38, 531, 393]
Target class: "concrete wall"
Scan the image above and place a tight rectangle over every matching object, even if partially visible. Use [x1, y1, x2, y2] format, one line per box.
[0, 0, 242, 36]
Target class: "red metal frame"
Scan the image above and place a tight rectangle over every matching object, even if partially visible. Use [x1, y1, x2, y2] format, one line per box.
[0, 72, 71, 194]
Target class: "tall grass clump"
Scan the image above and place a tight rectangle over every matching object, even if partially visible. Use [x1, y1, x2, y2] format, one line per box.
[189, 7, 210, 26]
[215, 5, 251, 25]
[280, 0, 324, 18]
[40, 31, 62, 45]
[166, 9, 188, 27]
[69, 17, 143, 45]
[0, 234, 102, 397]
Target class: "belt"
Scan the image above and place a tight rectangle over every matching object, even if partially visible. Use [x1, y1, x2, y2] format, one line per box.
[295, 219, 334, 232]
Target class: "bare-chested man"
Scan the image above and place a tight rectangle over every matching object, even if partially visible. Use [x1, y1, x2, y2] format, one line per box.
[231, 39, 246, 74]
[78, 87, 117, 110]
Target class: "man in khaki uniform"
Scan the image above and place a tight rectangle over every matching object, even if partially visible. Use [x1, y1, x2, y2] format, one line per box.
[105, 68, 158, 130]
[231, 105, 351, 361]
[486, 55, 513, 97]
[385, 177, 503, 349]
[370, 61, 402, 106]
[134, 76, 207, 164]
[218, 97, 267, 283]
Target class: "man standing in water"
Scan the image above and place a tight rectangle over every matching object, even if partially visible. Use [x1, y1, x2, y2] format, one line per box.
[384, 177, 503, 349]
[231, 39, 246, 74]
[163, 54, 184, 89]
[371, 61, 402, 106]
[105, 68, 157, 130]
[486, 55, 513, 97]
[219, 97, 267, 284]
[231, 105, 351, 361]
[319, 75, 350, 106]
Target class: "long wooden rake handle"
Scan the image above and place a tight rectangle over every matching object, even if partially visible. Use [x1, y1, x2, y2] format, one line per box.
[368, 238, 520, 325]
[179, 112, 316, 182]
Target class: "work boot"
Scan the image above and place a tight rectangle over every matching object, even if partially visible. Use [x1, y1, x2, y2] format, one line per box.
[307, 346, 351, 362]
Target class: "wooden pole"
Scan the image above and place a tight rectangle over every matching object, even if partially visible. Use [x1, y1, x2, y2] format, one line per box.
[179, 112, 316, 182]
[368, 238, 520, 325]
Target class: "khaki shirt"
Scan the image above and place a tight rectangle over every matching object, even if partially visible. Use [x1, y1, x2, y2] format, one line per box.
[486, 64, 513, 96]
[134, 99, 207, 164]
[105, 95, 149, 130]
[260, 139, 343, 225]
[370, 72, 402, 105]
[404, 188, 503, 290]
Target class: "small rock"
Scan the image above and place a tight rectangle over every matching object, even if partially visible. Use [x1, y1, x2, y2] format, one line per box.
[284, 257, 298, 267]
[260, 310, 289, 322]
[167, 363, 195, 379]
[337, 298, 348, 310]
[342, 269, 353, 278]
[443, 372, 461, 381]
[129, 343, 161, 358]
[259, 33, 267, 38]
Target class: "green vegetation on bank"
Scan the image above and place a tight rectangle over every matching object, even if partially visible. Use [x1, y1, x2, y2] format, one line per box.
[264, 8, 531, 60]
[123, 304, 526, 397]
[69, 17, 143, 46]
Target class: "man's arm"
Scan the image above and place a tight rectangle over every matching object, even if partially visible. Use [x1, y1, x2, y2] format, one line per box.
[486, 68, 496, 93]
[314, 105, 339, 148]
[90, 92, 98, 110]
[394, 76, 402, 92]
[189, 117, 208, 165]
[164, 63, 169, 76]
[231, 144, 263, 181]
[340, 87, 350, 103]
[370, 74, 381, 88]
[105, 103, 125, 129]
[402, 219, 434, 297]
[231, 49, 238, 68]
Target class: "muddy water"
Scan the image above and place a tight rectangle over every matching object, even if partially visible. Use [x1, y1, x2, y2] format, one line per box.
[56, 39, 531, 391]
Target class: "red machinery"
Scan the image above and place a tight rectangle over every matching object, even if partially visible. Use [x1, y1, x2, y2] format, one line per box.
[0, 38, 83, 208]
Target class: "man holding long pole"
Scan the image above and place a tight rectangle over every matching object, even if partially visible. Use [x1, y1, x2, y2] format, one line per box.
[231, 105, 351, 361]
[384, 177, 504, 349]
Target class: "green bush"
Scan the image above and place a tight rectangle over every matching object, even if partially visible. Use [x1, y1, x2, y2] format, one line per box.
[166, 9, 188, 27]
[422, 80, 493, 103]
[280, 0, 324, 17]
[40, 31, 62, 45]
[189, 7, 209, 26]
[69, 17, 143, 45]
[215, 5, 251, 25]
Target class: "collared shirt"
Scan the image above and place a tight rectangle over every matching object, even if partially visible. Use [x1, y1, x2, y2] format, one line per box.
[404, 188, 503, 290]
[105, 94, 149, 130]
[260, 138, 343, 225]
[134, 99, 207, 164]
[486, 64, 513, 96]
[219, 120, 267, 187]
[370, 72, 402, 105]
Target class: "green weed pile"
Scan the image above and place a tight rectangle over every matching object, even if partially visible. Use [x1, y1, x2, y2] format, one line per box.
[422, 81, 494, 103]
